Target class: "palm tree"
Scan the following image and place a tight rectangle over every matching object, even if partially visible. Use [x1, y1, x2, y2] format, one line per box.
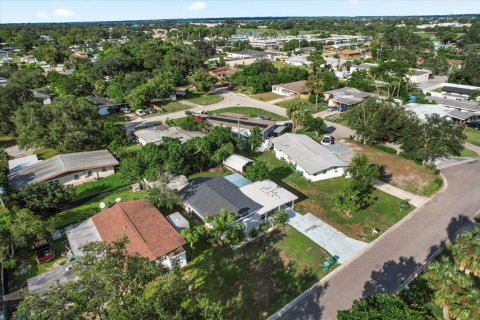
[306, 75, 323, 112]
[423, 256, 471, 320]
[286, 104, 300, 133]
[450, 227, 480, 277]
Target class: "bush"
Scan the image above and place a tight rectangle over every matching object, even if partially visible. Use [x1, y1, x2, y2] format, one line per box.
[259, 223, 269, 233]
[399, 151, 412, 160]
[249, 228, 259, 239]
[271, 209, 289, 226]
[372, 144, 397, 154]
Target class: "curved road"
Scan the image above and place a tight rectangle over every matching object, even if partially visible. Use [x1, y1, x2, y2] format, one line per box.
[270, 159, 480, 320]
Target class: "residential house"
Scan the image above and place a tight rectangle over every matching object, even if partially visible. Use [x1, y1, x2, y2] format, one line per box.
[339, 49, 361, 59]
[272, 80, 308, 98]
[323, 87, 372, 111]
[271, 133, 347, 181]
[8, 155, 39, 173]
[87, 96, 128, 115]
[206, 112, 276, 140]
[182, 174, 297, 231]
[208, 66, 236, 80]
[73, 51, 88, 59]
[166, 212, 190, 232]
[223, 154, 254, 173]
[408, 69, 431, 83]
[406, 102, 480, 123]
[427, 96, 480, 113]
[285, 54, 312, 67]
[8, 150, 119, 189]
[440, 84, 480, 101]
[133, 125, 205, 146]
[32, 88, 55, 104]
[66, 200, 187, 268]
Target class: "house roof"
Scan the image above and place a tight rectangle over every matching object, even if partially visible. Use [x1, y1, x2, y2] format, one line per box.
[8, 150, 119, 189]
[404, 103, 453, 122]
[65, 218, 102, 258]
[182, 177, 262, 220]
[427, 96, 480, 112]
[324, 87, 371, 105]
[223, 173, 251, 188]
[207, 113, 276, 132]
[8, 155, 39, 173]
[412, 69, 431, 76]
[223, 154, 254, 173]
[272, 133, 347, 175]
[91, 200, 186, 261]
[448, 109, 476, 121]
[357, 63, 378, 70]
[87, 96, 126, 107]
[442, 85, 480, 96]
[239, 180, 298, 215]
[340, 49, 360, 55]
[166, 212, 190, 230]
[134, 126, 205, 145]
[274, 80, 308, 94]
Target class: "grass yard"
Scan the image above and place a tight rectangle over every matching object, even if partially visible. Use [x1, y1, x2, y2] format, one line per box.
[344, 141, 441, 196]
[102, 113, 127, 123]
[9, 236, 68, 292]
[272, 60, 286, 69]
[465, 127, 480, 147]
[36, 147, 59, 159]
[0, 135, 16, 149]
[250, 92, 283, 102]
[184, 225, 332, 320]
[74, 174, 127, 200]
[254, 151, 413, 242]
[186, 93, 224, 105]
[276, 98, 326, 114]
[144, 102, 191, 117]
[460, 147, 479, 158]
[210, 106, 287, 121]
[51, 189, 148, 230]
[188, 166, 231, 180]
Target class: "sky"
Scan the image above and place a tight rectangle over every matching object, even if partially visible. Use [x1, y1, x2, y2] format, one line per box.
[1, 0, 479, 24]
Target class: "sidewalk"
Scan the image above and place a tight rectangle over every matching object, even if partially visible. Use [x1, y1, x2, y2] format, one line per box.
[372, 179, 429, 207]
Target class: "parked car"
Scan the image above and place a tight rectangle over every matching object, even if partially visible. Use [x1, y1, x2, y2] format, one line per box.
[135, 109, 147, 116]
[33, 240, 55, 264]
[321, 134, 334, 145]
[120, 107, 131, 114]
[466, 122, 480, 129]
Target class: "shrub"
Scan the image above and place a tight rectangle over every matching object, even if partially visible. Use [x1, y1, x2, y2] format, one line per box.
[259, 223, 269, 233]
[271, 209, 289, 226]
[249, 228, 259, 239]
[372, 144, 397, 154]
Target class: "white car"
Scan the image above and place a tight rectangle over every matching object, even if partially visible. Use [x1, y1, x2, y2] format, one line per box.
[321, 134, 334, 145]
[135, 109, 147, 117]
[120, 107, 131, 114]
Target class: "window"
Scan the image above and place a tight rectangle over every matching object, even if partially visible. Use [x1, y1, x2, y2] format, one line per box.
[87, 170, 93, 176]
[101, 167, 107, 172]
[74, 174, 79, 180]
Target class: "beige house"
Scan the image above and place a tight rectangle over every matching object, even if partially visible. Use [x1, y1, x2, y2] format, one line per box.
[8, 150, 119, 189]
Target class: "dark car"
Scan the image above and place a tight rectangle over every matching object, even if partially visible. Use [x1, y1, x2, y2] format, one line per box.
[466, 122, 480, 129]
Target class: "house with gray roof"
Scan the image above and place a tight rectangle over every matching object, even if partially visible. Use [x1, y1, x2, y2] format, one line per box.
[8, 150, 119, 189]
[271, 133, 347, 181]
[134, 125, 205, 146]
[323, 87, 372, 111]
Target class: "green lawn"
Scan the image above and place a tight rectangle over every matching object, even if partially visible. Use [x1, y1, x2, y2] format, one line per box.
[188, 166, 231, 180]
[186, 93, 224, 105]
[51, 189, 148, 230]
[276, 98, 326, 114]
[250, 92, 283, 102]
[74, 174, 127, 200]
[465, 127, 480, 147]
[184, 225, 332, 320]
[102, 113, 127, 123]
[272, 60, 286, 69]
[144, 102, 191, 118]
[36, 147, 59, 159]
[460, 147, 479, 158]
[253, 151, 413, 242]
[0, 135, 16, 149]
[210, 106, 287, 121]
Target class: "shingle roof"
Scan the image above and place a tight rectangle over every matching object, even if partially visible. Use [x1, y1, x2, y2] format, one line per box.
[448, 110, 475, 121]
[442, 86, 480, 96]
[92, 200, 186, 261]
[274, 80, 308, 94]
[272, 133, 347, 175]
[182, 177, 262, 220]
[427, 96, 480, 112]
[8, 150, 119, 189]
[324, 87, 371, 105]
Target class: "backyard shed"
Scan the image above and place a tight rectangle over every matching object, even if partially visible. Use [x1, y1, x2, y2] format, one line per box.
[223, 154, 254, 173]
[166, 212, 190, 231]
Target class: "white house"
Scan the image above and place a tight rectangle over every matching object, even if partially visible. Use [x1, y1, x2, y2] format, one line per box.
[408, 69, 431, 83]
[285, 54, 311, 67]
[8, 150, 119, 189]
[272, 80, 308, 98]
[271, 133, 347, 181]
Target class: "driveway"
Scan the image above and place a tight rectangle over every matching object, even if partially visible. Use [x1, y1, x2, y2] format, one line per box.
[269, 159, 480, 320]
[287, 210, 368, 264]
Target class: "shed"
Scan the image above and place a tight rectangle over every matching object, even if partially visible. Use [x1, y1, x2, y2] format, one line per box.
[223, 154, 254, 173]
[166, 212, 190, 231]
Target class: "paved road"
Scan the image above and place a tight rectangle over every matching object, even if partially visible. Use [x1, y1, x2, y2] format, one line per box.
[270, 159, 480, 320]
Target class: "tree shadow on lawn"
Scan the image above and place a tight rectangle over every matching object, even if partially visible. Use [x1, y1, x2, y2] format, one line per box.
[185, 229, 321, 319]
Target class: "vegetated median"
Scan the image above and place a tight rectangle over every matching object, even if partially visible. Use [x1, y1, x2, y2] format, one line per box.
[209, 106, 287, 121]
[186, 92, 224, 105]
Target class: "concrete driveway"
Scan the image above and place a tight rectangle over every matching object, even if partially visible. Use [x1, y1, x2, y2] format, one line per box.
[270, 159, 480, 320]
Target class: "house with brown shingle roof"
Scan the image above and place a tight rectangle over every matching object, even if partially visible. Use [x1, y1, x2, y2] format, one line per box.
[67, 200, 187, 268]
[272, 80, 308, 98]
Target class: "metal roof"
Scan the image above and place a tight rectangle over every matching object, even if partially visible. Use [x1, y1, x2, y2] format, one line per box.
[442, 86, 480, 96]
[272, 134, 347, 175]
[427, 96, 480, 112]
[239, 180, 298, 215]
[134, 126, 205, 145]
[8, 155, 39, 173]
[223, 154, 254, 173]
[8, 150, 119, 189]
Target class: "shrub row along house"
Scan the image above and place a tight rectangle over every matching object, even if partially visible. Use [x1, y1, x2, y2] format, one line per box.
[182, 173, 298, 232]
[8, 150, 119, 189]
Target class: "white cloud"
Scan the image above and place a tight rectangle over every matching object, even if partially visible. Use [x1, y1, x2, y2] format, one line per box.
[35, 11, 48, 19]
[52, 8, 74, 18]
[348, 0, 360, 4]
[186, 1, 207, 11]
